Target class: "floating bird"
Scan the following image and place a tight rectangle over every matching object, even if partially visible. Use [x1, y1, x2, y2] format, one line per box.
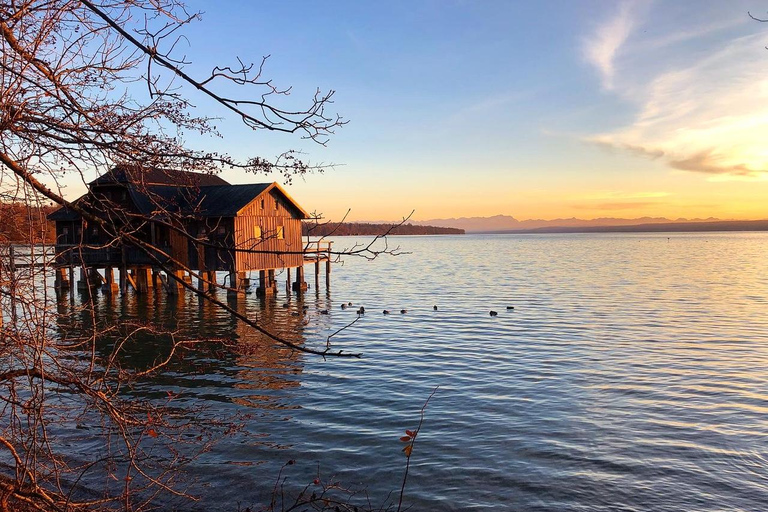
[347, 302, 353, 306]
[383, 310, 390, 315]
[341, 303, 347, 310]
[302, 305, 309, 310]
[320, 309, 329, 315]
[291, 312, 300, 317]
[506, 306, 514, 310]
[433, 305, 438, 311]
[489, 310, 498, 317]
[357, 306, 365, 315]
[400, 309, 407, 314]
[282, 303, 290, 308]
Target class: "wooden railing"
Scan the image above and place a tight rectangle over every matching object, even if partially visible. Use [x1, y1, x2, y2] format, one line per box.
[303, 240, 332, 261]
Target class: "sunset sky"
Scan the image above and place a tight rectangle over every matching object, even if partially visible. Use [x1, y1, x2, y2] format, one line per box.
[67, 1, 768, 222]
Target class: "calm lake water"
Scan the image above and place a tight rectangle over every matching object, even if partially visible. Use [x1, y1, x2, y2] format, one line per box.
[51, 233, 768, 511]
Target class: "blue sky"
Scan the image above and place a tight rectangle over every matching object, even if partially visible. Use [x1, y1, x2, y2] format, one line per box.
[72, 1, 768, 221]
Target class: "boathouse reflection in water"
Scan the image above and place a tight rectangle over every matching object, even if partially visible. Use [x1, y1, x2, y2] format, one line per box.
[53, 278, 321, 417]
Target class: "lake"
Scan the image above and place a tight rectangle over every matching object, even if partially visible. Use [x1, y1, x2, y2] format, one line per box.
[47, 233, 768, 511]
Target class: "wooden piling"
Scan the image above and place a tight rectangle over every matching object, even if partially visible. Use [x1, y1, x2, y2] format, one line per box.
[77, 267, 88, 292]
[120, 246, 127, 294]
[103, 267, 118, 294]
[258, 270, 267, 295]
[292, 265, 307, 292]
[166, 270, 184, 295]
[55, 268, 70, 290]
[227, 270, 245, 297]
[135, 267, 152, 293]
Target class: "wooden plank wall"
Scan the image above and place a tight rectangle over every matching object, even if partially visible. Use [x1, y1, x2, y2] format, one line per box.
[233, 189, 304, 272]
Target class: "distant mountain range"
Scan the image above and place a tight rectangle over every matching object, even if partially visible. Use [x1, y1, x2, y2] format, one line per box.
[409, 215, 732, 233]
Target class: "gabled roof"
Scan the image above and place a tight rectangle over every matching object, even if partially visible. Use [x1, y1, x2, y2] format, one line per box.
[91, 165, 229, 187]
[49, 179, 309, 221]
[47, 205, 80, 221]
[195, 184, 272, 216]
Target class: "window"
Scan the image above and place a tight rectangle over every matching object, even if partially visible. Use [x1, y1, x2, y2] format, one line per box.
[253, 226, 262, 239]
[260, 198, 265, 209]
[62, 227, 69, 235]
[274, 199, 279, 211]
[276, 226, 284, 240]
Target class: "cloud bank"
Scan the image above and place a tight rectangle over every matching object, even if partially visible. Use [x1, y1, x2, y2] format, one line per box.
[585, 12, 768, 180]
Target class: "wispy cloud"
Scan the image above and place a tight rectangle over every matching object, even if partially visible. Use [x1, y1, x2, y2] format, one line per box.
[582, 1, 638, 90]
[588, 31, 768, 181]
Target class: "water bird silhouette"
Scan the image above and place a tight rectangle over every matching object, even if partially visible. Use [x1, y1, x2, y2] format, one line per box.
[357, 306, 365, 315]
[490, 311, 498, 316]
[383, 310, 390, 315]
[400, 309, 407, 314]
[433, 305, 438, 311]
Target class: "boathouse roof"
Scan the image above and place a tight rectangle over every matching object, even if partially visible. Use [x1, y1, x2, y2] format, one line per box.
[48, 170, 308, 221]
[91, 166, 230, 187]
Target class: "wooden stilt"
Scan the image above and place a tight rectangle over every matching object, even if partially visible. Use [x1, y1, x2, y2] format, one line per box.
[77, 267, 88, 292]
[197, 268, 207, 291]
[120, 246, 128, 295]
[135, 267, 151, 293]
[55, 268, 70, 290]
[103, 267, 118, 294]
[258, 270, 267, 295]
[227, 270, 245, 297]
[207, 271, 217, 293]
[166, 270, 183, 295]
[292, 265, 307, 292]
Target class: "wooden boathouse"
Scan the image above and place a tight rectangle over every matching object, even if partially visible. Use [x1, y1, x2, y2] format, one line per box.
[47, 166, 331, 296]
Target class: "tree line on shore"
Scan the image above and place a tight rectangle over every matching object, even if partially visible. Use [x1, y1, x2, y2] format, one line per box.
[303, 221, 464, 236]
[0, 202, 55, 244]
